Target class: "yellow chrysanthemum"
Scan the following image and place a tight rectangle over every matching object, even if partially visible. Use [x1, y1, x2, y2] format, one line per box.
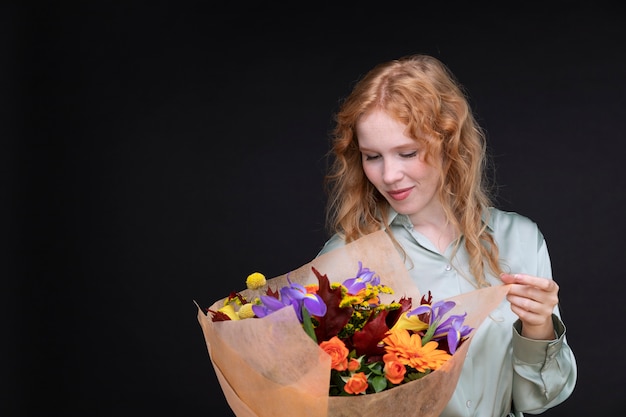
[382, 328, 451, 372]
[246, 272, 266, 290]
[237, 303, 255, 319]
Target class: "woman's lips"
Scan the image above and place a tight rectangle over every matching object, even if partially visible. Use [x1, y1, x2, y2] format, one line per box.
[387, 187, 413, 201]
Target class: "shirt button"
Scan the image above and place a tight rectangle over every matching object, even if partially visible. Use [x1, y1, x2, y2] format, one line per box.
[445, 265, 452, 271]
[466, 400, 472, 408]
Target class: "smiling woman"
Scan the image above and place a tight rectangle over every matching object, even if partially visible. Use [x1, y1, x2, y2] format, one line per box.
[317, 54, 577, 417]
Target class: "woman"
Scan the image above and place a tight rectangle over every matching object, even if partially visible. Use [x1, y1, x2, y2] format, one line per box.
[318, 54, 577, 416]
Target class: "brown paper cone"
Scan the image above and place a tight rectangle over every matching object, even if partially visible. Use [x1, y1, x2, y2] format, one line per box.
[197, 230, 510, 416]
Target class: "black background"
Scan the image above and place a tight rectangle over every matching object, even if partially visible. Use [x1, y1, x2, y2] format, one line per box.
[5, 2, 626, 416]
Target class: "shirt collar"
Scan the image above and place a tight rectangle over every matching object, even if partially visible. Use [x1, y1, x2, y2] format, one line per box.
[386, 206, 495, 232]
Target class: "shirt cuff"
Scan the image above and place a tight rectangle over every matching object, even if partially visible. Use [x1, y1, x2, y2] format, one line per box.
[512, 314, 566, 364]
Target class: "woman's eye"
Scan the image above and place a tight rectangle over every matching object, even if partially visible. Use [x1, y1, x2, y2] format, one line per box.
[400, 151, 418, 158]
[364, 154, 380, 161]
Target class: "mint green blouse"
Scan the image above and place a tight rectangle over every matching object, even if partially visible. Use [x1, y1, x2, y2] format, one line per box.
[318, 207, 577, 417]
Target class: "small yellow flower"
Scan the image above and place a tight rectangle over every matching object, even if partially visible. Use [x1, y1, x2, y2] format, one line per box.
[237, 303, 256, 319]
[246, 272, 266, 290]
[380, 285, 394, 295]
[340, 295, 360, 307]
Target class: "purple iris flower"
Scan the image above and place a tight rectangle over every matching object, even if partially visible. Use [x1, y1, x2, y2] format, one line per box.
[445, 314, 473, 354]
[407, 299, 456, 324]
[342, 261, 381, 294]
[251, 295, 290, 319]
[431, 312, 469, 338]
[406, 299, 472, 348]
[252, 279, 327, 322]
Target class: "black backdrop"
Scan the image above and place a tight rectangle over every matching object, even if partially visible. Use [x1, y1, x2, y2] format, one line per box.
[5, 2, 626, 416]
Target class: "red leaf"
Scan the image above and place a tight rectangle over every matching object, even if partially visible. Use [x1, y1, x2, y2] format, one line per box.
[208, 309, 232, 322]
[352, 297, 413, 359]
[311, 266, 353, 342]
[420, 291, 433, 305]
[352, 309, 391, 357]
[384, 296, 413, 328]
[266, 286, 280, 299]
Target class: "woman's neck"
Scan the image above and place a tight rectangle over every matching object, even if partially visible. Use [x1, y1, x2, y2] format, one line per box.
[409, 209, 458, 253]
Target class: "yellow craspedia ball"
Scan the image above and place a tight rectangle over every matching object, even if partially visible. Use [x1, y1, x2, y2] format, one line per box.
[246, 272, 266, 290]
[237, 303, 256, 319]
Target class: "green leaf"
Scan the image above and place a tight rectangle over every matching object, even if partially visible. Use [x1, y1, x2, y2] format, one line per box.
[421, 322, 437, 344]
[301, 306, 318, 343]
[370, 375, 388, 393]
[367, 361, 384, 376]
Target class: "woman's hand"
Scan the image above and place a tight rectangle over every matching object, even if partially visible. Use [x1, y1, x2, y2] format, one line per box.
[500, 273, 559, 340]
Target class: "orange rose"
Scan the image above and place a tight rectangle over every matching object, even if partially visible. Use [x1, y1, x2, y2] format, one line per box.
[319, 336, 349, 371]
[383, 352, 406, 384]
[344, 372, 368, 395]
[347, 358, 360, 372]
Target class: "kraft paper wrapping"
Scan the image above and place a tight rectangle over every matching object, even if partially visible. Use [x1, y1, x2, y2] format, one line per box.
[197, 230, 510, 416]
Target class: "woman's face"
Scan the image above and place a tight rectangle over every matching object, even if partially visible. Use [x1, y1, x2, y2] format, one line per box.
[356, 110, 443, 223]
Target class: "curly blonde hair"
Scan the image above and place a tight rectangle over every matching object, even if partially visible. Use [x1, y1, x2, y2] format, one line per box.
[324, 54, 502, 286]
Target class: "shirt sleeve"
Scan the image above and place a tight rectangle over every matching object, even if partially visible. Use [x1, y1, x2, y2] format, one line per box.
[316, 233, 346, 256]
[510, 238, 578, 413]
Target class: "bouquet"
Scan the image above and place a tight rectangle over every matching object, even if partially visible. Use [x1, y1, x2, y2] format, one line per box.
[196, 230, 509, 417]
[210, 262, 473, 397]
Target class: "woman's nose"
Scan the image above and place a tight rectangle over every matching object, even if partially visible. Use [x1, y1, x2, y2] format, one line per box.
[382, 160, 403, 184]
